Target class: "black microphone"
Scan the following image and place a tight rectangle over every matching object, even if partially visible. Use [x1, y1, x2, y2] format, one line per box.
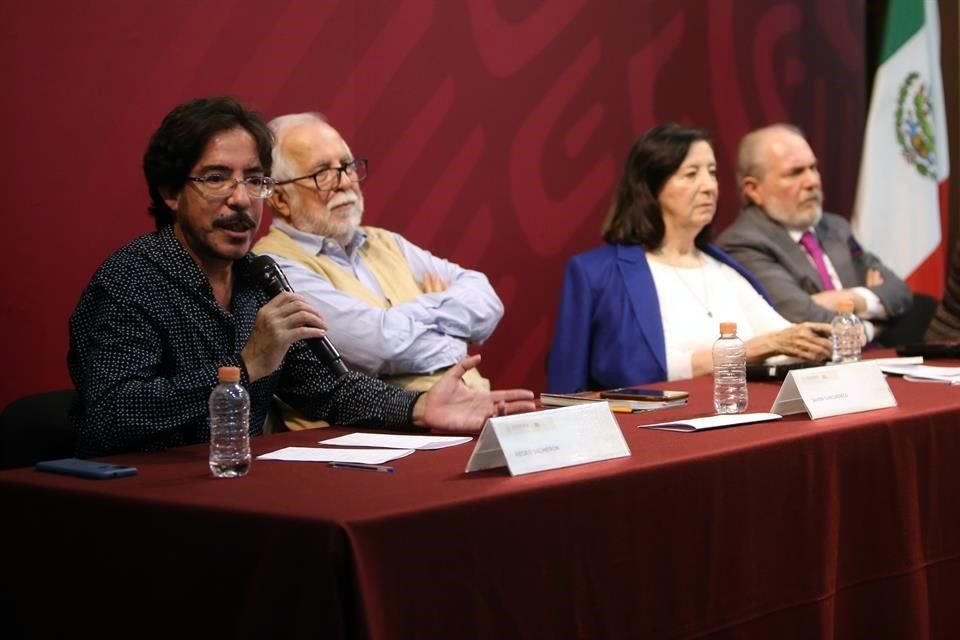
[249, 254, 349, 377]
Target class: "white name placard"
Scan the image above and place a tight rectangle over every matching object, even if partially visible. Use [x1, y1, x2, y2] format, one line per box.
[464, 403, 630, 476]
[770, 361, 897, 419]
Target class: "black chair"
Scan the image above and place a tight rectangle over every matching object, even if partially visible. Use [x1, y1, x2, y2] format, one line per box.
[0, 390, 78, 469]
[875, 293, 939, 347]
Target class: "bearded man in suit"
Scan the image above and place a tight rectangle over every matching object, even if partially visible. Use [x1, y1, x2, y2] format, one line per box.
[716, 124, 916, 345]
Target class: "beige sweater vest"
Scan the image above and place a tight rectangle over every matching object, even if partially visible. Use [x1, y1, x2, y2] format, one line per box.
[254, 226, 489, 430]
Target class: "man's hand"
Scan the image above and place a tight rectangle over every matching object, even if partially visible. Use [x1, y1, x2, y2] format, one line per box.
[811, 289, 867, 314]
[768, 322, 834, 362]
[412, 355, 536, 433]
[865, 268, 884, 288]
[241, 292, 329, 382]
[422, 272, 450, 294]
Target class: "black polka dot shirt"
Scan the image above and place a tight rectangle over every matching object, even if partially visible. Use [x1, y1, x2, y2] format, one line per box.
[68, 225, 421, 457]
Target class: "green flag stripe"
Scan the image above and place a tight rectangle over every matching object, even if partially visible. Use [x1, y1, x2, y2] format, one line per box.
[880, 0, 924, 63]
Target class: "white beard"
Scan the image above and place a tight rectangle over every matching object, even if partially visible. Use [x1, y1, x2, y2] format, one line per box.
[324, 192, 364, 244]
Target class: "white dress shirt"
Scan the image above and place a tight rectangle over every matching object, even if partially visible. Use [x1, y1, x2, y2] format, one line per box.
[790, 227, 884, 340]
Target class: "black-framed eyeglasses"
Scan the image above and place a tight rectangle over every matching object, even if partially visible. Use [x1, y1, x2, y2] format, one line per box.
[186, 174, 276, 199]
[275, 159, 368, 192]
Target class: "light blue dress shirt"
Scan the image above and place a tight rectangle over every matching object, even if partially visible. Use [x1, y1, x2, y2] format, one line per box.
[263, 221, 504, 377]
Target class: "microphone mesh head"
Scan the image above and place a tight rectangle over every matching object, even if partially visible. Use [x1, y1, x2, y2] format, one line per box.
[250, 254, 292, 297]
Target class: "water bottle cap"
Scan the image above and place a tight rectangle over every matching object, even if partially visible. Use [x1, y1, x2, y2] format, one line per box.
[836, 299, 855, 313]
[719, 321, 737, 334]
[217, 366, 241, 383]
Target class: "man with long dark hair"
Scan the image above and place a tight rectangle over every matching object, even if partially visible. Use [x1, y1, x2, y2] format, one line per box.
[68, 97, 532, 456]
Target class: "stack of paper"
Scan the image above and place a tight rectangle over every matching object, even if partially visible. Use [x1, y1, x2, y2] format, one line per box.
[879, 362, 960, 384]
[257, 433, 474, 464]
[319, 433, 473, 450]
[258, 447, 414, 463]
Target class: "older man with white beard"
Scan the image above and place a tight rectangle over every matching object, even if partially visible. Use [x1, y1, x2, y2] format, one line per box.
[715, 124, 913, 344]
[253, 113, 503, 427]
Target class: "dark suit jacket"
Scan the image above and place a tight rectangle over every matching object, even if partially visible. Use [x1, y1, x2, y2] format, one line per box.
[546, 243, 768, 393]
[715, 206, 912, 324]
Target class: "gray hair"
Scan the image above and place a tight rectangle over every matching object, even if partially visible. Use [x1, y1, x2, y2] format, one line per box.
[267, 112, 328, 182]
[737, 123, 805, 205]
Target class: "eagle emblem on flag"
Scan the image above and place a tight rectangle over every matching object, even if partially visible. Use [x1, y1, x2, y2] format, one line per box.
[895, 71, 938, 180]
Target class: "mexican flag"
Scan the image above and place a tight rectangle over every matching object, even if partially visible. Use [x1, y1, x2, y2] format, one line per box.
[852, 0, 950, 298]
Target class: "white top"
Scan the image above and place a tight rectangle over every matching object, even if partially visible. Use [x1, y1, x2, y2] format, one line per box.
[648, 253, 792, 380]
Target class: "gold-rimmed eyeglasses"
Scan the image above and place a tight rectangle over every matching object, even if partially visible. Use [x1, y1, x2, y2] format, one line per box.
[186, 174, 276, 199]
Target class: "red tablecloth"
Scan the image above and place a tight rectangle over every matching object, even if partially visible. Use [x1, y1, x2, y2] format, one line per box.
[2, 371, 959, 639]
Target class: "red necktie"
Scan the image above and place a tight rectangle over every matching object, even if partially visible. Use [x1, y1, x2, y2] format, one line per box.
[798, 230, 836, 291]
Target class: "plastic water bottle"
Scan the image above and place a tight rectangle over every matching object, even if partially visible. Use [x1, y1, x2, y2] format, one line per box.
[713, 321, 748, 414]
[831, 300, 863, 364]
[209, 366, 251, 478]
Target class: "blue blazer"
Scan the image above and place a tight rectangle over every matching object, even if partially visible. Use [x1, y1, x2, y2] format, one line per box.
[546, 244, 770, 392]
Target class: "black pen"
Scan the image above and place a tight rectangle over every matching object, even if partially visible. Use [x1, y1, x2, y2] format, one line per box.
[328, 462, 395, 473]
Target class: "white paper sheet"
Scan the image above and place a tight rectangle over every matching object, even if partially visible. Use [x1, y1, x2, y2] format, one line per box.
[256, 447, 415, 463]
[319, 433, 473, 450]
[868, 356, 924, 366]
[904, 375, 960, 385]
[880, 363, 960, 383]
[639, 412, 783, 432]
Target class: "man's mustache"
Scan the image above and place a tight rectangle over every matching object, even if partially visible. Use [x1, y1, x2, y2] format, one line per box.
[329, 195, 358, 209]
[214, 211, 257, 229]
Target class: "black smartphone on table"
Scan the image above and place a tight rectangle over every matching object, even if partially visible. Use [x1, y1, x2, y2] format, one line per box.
[35, 458, 138, 480]
[599, 388, 689, 401]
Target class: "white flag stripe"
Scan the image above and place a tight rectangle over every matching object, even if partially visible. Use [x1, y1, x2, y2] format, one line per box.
[852, 0, 948, 286]
[924, 0, 949, 178]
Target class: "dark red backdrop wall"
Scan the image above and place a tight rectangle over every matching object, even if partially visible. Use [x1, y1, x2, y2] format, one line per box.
[0, 0, 865, 408]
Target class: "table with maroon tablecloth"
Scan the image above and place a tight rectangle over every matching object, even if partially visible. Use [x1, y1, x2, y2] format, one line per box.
[2, 371, 959, 639]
